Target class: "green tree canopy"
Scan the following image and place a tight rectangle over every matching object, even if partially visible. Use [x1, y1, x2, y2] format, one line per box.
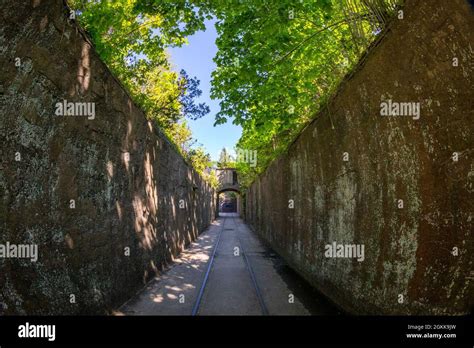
[70, 0, 400, 186]
[69, 0, 214, 177]
[202, 0, 400, 185]
[217, 147, 235, 168]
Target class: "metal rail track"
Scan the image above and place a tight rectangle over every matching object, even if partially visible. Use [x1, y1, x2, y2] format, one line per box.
[191, 217, 226, 316]
[231, 215, 269, 315]
[191, 214, 268, 315]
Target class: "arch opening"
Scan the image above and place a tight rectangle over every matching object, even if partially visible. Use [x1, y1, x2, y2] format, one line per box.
[216, 188, 241, 217]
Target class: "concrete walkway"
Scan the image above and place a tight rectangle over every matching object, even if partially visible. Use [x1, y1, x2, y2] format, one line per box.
[116, 213, 341, 315]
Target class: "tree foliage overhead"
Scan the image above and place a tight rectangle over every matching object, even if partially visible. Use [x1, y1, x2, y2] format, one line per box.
[206, 0, 400, 185]
[69, 0, 400, 187]
[72, 0, 209, 76]
[69, 0, 215, 181]
[217, 147, 235, 168]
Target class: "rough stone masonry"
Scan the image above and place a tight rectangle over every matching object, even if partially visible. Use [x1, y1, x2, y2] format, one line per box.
[244, 0, 473, 315]
[0, 0, 215, 314]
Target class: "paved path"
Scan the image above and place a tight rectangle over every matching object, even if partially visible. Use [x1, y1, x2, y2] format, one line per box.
[116, 213, 342, 315]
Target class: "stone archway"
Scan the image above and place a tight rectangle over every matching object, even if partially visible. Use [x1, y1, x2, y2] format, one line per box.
[215, 168, 241, 217]
[216, 188, 241, 217]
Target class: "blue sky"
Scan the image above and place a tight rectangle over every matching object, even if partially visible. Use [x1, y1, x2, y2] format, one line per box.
[168, 19, 242, 161]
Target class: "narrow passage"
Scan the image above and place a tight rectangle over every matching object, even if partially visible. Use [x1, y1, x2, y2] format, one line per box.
[118, 213, 342, 316]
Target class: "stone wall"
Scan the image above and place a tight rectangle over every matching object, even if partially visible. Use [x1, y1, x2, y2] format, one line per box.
[244, 0, 473, 315]
[0, 0, 215, 314]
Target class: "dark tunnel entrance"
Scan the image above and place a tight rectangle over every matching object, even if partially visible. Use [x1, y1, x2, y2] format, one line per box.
[219, 191, 238, 213]
[216, 189, 241, 217]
